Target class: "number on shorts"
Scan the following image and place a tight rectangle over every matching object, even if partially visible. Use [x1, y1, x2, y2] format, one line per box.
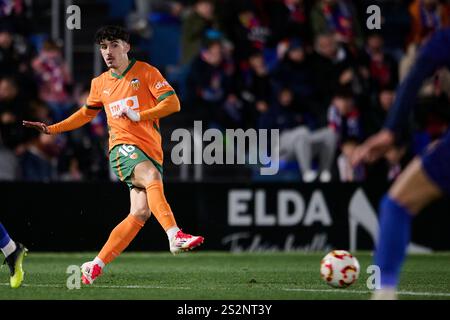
[118, 144, 136, 156]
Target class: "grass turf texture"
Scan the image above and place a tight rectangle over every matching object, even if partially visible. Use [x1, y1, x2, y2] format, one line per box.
[1, 252, 449, 300]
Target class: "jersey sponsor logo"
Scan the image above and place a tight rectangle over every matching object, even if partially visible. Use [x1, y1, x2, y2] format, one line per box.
[130, 78, 140, 91]
[109, 96, 139, 118]
[103, 88, 111, 96]
[155, 80, 169, 90]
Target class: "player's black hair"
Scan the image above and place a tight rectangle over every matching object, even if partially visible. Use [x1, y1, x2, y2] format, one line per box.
[95, 25, 130, 44]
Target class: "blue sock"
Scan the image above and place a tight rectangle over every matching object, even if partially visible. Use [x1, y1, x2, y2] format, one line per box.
[374, 195, 412, 288]
[0, 223, 12, 249]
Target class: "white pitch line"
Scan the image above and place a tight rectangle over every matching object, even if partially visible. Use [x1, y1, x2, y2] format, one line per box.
[282, 288, 450, 297]
[2, 282, 449, 297]
[0, 283, 191, 290]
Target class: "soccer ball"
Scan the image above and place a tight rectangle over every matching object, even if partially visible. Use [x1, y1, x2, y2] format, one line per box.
[320, 250, 360, 288]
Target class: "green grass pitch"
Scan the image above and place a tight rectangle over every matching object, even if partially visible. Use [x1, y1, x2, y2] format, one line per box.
[1, 252, 449, 300]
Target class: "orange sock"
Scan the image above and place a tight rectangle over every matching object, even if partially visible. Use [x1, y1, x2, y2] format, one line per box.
[145, 180, 177, 231]
[98, 214, 144, 265]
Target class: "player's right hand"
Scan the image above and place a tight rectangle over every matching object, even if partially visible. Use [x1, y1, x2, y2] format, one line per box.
[22, 121, 50, 134]
[351, 129, 395, 166]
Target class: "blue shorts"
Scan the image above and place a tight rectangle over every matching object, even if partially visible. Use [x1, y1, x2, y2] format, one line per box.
[422, 130, 450, 194]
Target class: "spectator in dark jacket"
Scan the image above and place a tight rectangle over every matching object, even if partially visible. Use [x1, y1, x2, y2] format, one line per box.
[0, 76, 27, 151]
[239, 49, 272, 128]
[310, 0, 364, 49]
[359, 32, 399, 94]
[272, 38, 315, 112]
[310, 32, 356, 127]
[180, 0, 216, 65]
[186, 39, 241, 129]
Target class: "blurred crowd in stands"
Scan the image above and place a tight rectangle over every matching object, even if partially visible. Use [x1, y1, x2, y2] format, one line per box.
[1, 0, 450, 183]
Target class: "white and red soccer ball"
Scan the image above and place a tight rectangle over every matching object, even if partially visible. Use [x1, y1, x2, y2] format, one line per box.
[320, 250, 360, 288]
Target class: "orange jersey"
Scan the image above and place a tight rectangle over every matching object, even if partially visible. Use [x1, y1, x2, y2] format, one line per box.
[86, 59, 175, 165]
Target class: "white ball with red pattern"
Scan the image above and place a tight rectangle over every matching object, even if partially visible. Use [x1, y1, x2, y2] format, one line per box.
[320, 250, 360, 288]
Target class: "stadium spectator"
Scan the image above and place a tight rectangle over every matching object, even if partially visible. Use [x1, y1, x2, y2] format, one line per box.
[186, 39, 240, 129]
[0, 21, 33, 103]
[0, 23, 21, 76]
[361, 85, 409, 181]
[0, 131, 19, 181]
[363, 0, 410, 62]
[310, 0, 364, 50]
[180, 0, 216, 65]
[328, 88, 361, 144]
[272, 38, 315, 110]
[364, 85, 397, 137]
[0, 0, 32, 38]
[225, 2, 271, 68]
[261, 87, 336, 183]
[31, 40, 73, 122]
[0, 76, 27, 151]
[58, 85, 109, 181]
[239, 49, 272, 128]
[0, 0, 24, 18]
[19, 129, 59, 182]
[267, 0, 312, 46]
[59, 157, 83, 182]
[328, 88, 363, 181]
[124, 0, 172, 40]
[360, 32, 399, 93]
[337, 137, 365, 182]
[309, 32, 356, 128]
[1, 0, 444, 184]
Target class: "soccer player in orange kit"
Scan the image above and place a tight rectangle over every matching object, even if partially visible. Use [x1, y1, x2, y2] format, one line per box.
[23, 26, 204, 285]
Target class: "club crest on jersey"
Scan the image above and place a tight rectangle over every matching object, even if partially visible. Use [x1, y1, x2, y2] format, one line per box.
[130, 153, 138, 160]
[130, 78, 140, 90]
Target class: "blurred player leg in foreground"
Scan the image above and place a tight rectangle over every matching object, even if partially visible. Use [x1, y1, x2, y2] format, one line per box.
[0, 223, 27, 288]
[352, 28, 450, 299]
[372, 156, 442, 300]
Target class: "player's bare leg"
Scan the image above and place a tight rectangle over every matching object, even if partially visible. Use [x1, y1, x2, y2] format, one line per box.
[81, 188, 150, 284]
[372, 157, 442, 300]
[129, 187, 153, 222]
[132, 160, 204, 254]
[388, 157, 442, 215]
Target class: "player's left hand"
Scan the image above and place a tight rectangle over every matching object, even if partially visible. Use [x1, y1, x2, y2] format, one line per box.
[22, 120, 50, 134]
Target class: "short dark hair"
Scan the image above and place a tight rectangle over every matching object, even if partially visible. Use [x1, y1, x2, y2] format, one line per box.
[95, 25, 130, 44]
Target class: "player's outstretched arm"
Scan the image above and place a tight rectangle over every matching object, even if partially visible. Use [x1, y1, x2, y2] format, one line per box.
[351, 129, 395, 166]
[23, 106, 101, 134]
